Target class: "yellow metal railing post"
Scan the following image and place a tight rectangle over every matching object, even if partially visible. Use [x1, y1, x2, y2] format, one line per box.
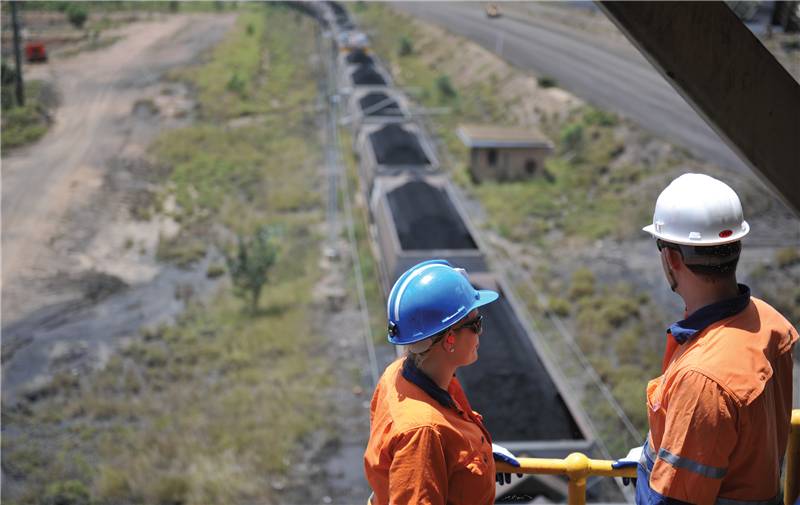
[565, 452, 590, 505]
[786, 409, 800, 505]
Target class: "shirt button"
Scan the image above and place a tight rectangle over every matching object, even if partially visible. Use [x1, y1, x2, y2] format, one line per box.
[483, 456, 488, 463]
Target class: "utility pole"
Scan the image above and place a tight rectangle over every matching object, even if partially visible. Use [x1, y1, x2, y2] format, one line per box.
[10, 1, 25, 107]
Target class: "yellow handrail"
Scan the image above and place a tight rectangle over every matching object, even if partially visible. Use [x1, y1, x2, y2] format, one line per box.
[496, 452, 635, 505]
[496, 409, 800, 505]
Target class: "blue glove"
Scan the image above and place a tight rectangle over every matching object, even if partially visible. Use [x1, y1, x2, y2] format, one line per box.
[492, 443, 522, 485]
[611, 446, 642, 486]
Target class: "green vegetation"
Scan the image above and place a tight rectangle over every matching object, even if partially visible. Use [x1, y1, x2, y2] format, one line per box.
[775, 246, 800, 268]
[3, 6, 330, 504]
[436, 74, 457, 101]
[1, 76, 53, 151]
[66, 3, 89, 29]
[155, 232, 207, 267]
[537, 75, 558, 88]
[559, 122, 584, 154]
[225, 226, 279, 313]
[21, 1, 230, 14]
[339, 129, 387, 343]
[398, 35, 414, 56]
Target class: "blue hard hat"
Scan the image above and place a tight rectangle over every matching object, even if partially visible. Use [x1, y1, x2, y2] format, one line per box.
[386, 259, 499, 345]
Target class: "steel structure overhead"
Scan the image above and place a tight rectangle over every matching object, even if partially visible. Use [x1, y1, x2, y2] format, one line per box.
[599, 1, 800, 214]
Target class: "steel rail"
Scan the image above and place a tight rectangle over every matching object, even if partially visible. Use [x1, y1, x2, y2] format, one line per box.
[324, 29, 380, 387]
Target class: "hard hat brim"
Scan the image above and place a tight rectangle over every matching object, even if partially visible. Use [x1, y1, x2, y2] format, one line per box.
[642, 222, 749, 246]
[471, 289, 499, 311]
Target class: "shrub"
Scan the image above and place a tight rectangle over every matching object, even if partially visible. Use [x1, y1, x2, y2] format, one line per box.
[43, 480, 90, 505]
[66, 4, 88, 29]
[156, 233, 206, 268]
[548, 297, 571, 317]
[775, 247, 800, 268]
[206, 263, 226, 278]
[436, 74, 456, 100]
[225, 226, 278, 313]
[568, 267, 595, 300]
[398, 36, 413, 56]
[537, 75, 557, 88]
[584, 106, 618, 127]
[560, 123, 584, 153]
[1, 60, 16, 87]
[226, 72, 246, 96]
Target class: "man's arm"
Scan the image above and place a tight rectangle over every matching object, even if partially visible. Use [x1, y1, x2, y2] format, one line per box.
[647, 370, 738, 505]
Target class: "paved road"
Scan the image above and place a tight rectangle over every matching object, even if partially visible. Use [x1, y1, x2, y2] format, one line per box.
[392, 2, 751, 173]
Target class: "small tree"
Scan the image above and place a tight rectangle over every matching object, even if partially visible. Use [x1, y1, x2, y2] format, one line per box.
[66, 4, 88, 30]
[225, 226, 278, 313]
[560, 122, 584, 154]
[398, 36, 413, 56]
[436, 74, 456, 101]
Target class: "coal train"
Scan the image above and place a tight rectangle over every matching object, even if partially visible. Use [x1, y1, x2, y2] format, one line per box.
[309, 3, 626, 501]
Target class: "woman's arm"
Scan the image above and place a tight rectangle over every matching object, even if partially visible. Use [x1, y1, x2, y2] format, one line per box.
[388, 426, 448, 505]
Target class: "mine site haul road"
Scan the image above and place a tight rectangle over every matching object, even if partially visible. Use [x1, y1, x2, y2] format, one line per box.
[392, 1, 754, 176]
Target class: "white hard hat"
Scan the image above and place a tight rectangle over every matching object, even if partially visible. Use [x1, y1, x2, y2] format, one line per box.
[643, 173, 749, 246]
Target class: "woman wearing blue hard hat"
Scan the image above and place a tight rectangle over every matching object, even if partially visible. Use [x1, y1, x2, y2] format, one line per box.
[364, 259, 520, 505]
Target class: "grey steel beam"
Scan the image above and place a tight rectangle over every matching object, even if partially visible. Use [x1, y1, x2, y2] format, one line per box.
[598, 1, 800, 214]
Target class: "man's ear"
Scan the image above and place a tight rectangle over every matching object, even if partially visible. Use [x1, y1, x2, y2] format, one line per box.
[664, 247, 684, 271]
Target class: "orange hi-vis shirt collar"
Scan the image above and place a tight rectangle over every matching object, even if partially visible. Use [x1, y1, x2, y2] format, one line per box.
[641, 296, 797, 505]
[364, 358, 496, 505]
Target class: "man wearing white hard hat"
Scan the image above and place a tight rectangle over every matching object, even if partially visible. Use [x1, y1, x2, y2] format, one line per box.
[614, 173, 797, 505]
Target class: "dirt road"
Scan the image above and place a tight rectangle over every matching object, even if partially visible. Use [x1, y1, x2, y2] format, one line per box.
[2, 14, 236, 323]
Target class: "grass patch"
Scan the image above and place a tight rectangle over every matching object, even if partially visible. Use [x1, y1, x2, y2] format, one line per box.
[339, 129, 387, 343]
[1, 80, 54, 151]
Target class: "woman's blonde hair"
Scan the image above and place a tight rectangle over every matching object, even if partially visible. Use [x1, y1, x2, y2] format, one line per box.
[406, 330, 447, 367]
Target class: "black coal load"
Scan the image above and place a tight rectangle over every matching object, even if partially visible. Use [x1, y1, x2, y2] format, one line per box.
[359, 92, 403, 117]
[347, 49, 374, 66]
[328, 1, 346, 17]
[368, 124, 429, 165]
[351, 65, 387, 86]
[457, 296, 584, 441]
[386, 181, 477, 250]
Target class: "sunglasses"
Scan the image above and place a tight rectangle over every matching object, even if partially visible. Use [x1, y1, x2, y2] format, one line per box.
[454, 314, 483, 335]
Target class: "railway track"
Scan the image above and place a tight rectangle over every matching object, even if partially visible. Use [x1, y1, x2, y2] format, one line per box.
[311, 2, 636, 500]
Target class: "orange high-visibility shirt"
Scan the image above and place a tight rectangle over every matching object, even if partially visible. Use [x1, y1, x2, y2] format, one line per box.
[364, 358, 495, 505]
[643, 297, 797, 505]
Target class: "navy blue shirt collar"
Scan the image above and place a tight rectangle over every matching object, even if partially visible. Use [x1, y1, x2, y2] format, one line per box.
[668, 284, 751, 344]
[402, 356, 456, 410]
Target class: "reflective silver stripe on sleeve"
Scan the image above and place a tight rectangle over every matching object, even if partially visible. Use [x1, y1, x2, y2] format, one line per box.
[716, 494, 781, 505]
[657, 448, 727, 479]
